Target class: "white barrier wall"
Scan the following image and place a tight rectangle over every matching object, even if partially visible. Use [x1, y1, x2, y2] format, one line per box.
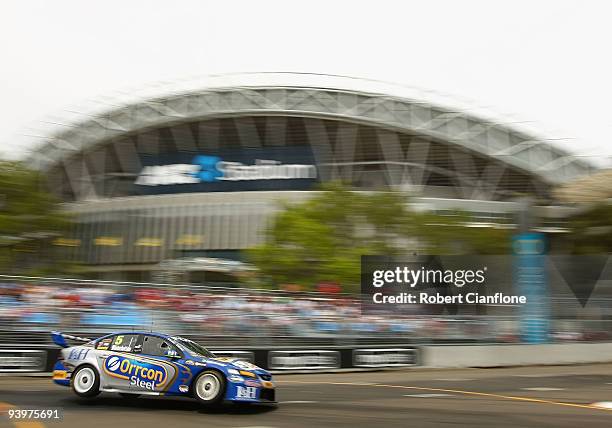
[422, 342, 612, 368]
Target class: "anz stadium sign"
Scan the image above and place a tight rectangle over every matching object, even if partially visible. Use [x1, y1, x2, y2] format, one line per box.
[135, 146, 318, 194]
[136, 157, 316, 185]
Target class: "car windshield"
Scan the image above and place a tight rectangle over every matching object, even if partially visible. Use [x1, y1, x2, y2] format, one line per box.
[172, 337, 215, 358]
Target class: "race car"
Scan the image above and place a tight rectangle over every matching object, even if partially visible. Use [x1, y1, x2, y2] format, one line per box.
[51, 331, 275, 406]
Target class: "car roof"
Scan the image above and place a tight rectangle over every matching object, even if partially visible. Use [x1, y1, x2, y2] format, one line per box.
[96, 331, 172, 341]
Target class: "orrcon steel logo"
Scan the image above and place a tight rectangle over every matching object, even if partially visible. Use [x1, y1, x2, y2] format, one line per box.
[103, 355, 168, 390]
[135, 155, 317, 186]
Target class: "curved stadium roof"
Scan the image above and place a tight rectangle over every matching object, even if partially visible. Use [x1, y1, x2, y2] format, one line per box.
[28, 72, 594, 188]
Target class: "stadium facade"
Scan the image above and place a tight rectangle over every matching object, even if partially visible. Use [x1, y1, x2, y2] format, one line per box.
[28, 73, 595, 281]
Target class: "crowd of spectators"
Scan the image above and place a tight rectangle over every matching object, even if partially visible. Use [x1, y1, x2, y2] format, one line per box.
[0, 281, 493, 340]
[1, 281, 610, 343]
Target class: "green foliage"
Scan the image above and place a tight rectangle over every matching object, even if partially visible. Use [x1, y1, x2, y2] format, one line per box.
[0, 161, 74, 274]
[412, 210, 511, 255]
[567, 203, 612, 254]
[248, 183, 511, 292]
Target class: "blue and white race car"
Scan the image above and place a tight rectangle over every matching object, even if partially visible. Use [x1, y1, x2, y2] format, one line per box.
[51, 331, 275, 406]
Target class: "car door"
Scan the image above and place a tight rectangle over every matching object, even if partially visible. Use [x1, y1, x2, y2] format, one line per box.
[97, 334, 143, 391]
[129, 335, 180, 393]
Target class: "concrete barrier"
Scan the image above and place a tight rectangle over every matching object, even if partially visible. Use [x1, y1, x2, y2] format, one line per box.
[6, 343, 612, 374]
[422, 342, 612, 368]
[0, 345, 419, 374]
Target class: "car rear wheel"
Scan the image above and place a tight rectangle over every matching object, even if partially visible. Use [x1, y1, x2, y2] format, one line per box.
[193, 370, 225, 405]
[71, 365, 100, 398]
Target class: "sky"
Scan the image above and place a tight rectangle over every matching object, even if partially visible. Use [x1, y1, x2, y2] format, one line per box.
[1, 0, 611, 166]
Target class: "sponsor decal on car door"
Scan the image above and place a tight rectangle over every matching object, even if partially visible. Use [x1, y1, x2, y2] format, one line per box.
[124, 335, 179, 392]
[103, 355, 171, 391]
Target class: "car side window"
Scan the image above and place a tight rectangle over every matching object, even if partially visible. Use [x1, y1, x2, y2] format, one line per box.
[141, 335, 174, 357]
[109, 334, 142, 353]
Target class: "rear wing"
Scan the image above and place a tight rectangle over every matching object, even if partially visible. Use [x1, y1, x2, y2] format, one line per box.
[51, 331, 92, 348]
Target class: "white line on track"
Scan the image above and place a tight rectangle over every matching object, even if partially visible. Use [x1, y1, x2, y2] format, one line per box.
[521, 387, 565, 391]
[591, 402, 612, 409]
[513, 374, 560, 378]
[14, 389, 49, 392]
[279, 380, 612, 412]
[403, 393, 455, 398]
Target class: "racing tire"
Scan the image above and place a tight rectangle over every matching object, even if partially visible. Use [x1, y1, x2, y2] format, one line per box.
[118, 393, 141, 399]
[192, 370, 226, 406]
[71, 365, 101, 398]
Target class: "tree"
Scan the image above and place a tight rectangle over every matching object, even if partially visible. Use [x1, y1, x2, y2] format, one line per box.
[411, 210, 512, 255]
[248, 183, 511, 292]
[565, 203, 612, 254]
[0, 161, 74, 274]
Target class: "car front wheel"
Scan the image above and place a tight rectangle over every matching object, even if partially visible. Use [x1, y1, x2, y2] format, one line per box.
[71, 365, 100, 398]
[193, 370, 225, 405]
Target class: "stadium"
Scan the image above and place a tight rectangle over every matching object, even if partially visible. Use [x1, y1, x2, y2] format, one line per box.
[27, 73, 595, 282]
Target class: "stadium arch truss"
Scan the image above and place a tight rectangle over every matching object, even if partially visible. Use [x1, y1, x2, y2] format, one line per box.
[30, 75, 594, 203]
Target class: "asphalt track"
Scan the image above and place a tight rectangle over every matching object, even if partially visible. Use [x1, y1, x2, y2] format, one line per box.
[2, 364, 612, 428]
